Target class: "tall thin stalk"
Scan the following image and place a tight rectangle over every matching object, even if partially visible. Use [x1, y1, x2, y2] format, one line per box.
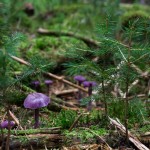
[124, 71, 129, 144]
[101, 76, 107, 116]
[1, 49, 11, 150]
[124, 28, 132, 144]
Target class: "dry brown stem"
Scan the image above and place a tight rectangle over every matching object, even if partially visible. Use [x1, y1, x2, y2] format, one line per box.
[109, 117, 149, 150]
[10, 55, 88, 93]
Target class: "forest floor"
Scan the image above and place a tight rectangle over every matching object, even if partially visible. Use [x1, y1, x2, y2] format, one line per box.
[0, 1, 150, 150]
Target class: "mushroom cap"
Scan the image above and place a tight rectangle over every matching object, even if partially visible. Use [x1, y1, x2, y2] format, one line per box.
[24, 93, 50, 109]
[74, 75, 86, 83]
[31, 81, 40, 86]
[82, 81, 97, 87]
[0, 120, 15, 129]
[45, 80, 53, 85]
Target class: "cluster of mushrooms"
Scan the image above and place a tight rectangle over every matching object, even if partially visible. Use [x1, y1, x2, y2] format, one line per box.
[0, 76, 96, 129]
[74, 75, 97, 111]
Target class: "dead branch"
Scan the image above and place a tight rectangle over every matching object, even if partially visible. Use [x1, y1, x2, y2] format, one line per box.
[0, 134, 63, 149]
[9, 110, 23, 130]
[51, 96, 78, 108]
[37, 28, 100, 48]
[10, 55, 88, 93]
[54, 89, 78, 96]
[109, 117, 149, 150]
[11, 127, 61, 135]
[122, 79, 139, 98]
[139, 132, 150, 147]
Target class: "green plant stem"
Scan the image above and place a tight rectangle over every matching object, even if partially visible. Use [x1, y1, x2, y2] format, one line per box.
[46, 85, 50, 96]
[124, 30, 132, 145]
[102, 77, 107, 117]
[77, 82, 82, 102]
[147, 79, 150, 113]
[125, 73, 129, 145]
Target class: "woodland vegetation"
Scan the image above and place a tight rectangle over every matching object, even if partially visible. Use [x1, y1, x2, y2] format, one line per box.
[0, 0, 150, 150]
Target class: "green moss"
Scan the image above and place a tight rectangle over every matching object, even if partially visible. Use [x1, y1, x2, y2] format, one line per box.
[138, 124, 150, 133]
[120, 4, 150, 14]
[64, 127, 107, 144]
[121, 10, 149, 27]
[53, 109, 77, 129]
[118, 5, 150, 43]
[24, 36, 87, 67]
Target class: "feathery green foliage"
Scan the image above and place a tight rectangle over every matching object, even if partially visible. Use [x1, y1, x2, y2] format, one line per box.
[0, 2, 53, 105]
[63, 12, 150, 141]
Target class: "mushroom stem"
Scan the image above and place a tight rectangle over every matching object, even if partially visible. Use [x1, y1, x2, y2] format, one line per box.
[34, 109, 39, 128]
[88, 84, 92, 96]
[77, 82, 82, 101]
[46, 85, 50, 96]
[87, 84, 92, 111]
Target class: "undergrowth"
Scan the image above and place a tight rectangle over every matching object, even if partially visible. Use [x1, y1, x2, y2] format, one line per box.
[64, 126, 107, 144]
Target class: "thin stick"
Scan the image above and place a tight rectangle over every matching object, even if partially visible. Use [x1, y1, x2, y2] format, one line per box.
[1, 112, 7, 122]
[54, 89, 78, 96]
[69, 113, 88, 132]
[8, 111, 33, 149]
[10, 55, 88, 93]
[9, 110, 23, 130]
[109, 117, 149, 150]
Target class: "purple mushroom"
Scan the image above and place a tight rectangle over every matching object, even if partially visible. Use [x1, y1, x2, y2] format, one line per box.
[31, 81, 40, 92]
[44, 80, 53, 96]
[74, 75, 86, 84]
[82, 81, 97, 111]
[24, 92, 50, 128]
[0, 120, 15, 129]
[74, 75, 86, 101]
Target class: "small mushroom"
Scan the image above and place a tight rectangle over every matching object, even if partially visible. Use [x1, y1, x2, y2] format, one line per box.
[44, 80, 53, 96]
[31, 81, 40, 92]
[24, 92, 50, 128]
[0, 120, 15, 129]
[74, 75, 86, 101]
[82, 81, 97, 111]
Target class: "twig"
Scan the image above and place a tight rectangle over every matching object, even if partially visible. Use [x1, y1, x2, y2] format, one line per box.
[1, 112, 7, 122]
[10, 127, 61, 135]
[69, 113, 89, 132]
[9, 110, 23, 130]
[37, 28, 100, 48]
[109, 117, 149, 150]
[51, 96, 78, 108]
[50, 102, 78, 111]
[10, 55, 31, 66]
[8, 111, 34, 150]
[10, 55, 88, 93]
[122, 79, 139, 98]
[44, 144, 48, 150]
[54, 89, 78, 96]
